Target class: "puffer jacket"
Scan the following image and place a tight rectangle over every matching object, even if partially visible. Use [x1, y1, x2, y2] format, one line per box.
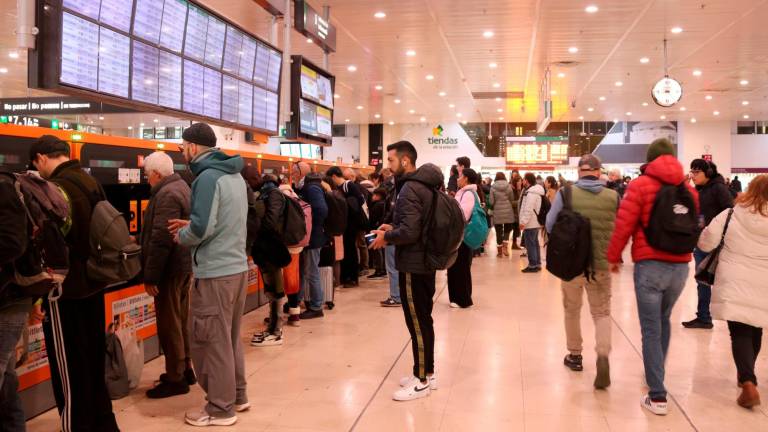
[696, 174, 733, 227]
[607, 155, 699, 264]
[298, 173, 328, 249]
[489, 180, 515, 224]
[519, 184, 545, 229]
[698, 205, 768, 328]
[384, 163, 444, 274]
[141, 173, 191, 286]
[0, 170, 33, 312]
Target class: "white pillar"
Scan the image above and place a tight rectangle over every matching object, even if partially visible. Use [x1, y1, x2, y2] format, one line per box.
[280, 0, 291, 133]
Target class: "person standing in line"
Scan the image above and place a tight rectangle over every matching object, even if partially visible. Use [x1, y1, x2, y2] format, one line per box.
[293, 162, 329, 320]
[366, 188, 388, 279]
[141, 151, 196, 399]
[370, 141, 442, 401]
[606, 138, 699, 416]
[545, 176, 559, 204]
[546, 155, 618, 389]
[510, 172, 523, 251]
[447, 165, 459, 196]
[730, 175, 743, 196]
[489, 172, 515, 257]
[168, 123, 250, 427]
[682, 159, 733, 329]
[456, 156, 471, 176]
[328, 166, 366, 288]
[697, 174, 768, 409]
[519, 172, 545, 272]
[29, 136, 120, 432]
[379, 169, 402, 307]
[447, 168, 480, 308]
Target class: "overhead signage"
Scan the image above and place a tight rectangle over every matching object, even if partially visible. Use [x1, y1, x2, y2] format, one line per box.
[0, 115, 78, 130]
[506, 136, 569, 165]
[0, 97, 134, 115]
[294, 0, 337, 52]
[428, 125, 459, 149]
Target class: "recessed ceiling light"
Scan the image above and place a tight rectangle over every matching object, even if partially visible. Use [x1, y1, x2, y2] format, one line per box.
[551, 90, 557, 95]
[497, 108, 503, 113]
[0, 68, 8, 74]
[374, 113, 381, 119]
[374, 85, 383, 90]
[642, 102, 649, 107]
[456, 113, 463, 118]
[742, 100, 750, 106]
[356, 105, 363, 110]
[405, 50, 416, 57]
[670, 26, 683, 34]
[585, 5, 599, 13]
[495, 97, 502, 102]
[713, 111, 720, 116]
[420, 116, 426, 122]
[128, 126, 133, 130]
[613, 118, 619, 123]
[425, 74, 434, 80]
[615, 81, 623, 87]
[743, 114, 750, 119]
[599, 96, 606, 101]
[578, 116, 584, 120]
[680, 107, 687, 111]
[640, 57, 650, 64]
[98, 116, 104, 120]
[394, 99, 401, 104]
[557, 72, 566, 78]
[740, 79, 749, 86]
[438, 91, 446, 97]
[625, 112, 632, 116]
[568, 47, 579, 54]
[388, 121, 395, 125]
[449, 103, 455, 108]
[334, 93, 340, 99]
[483, 30, 494, 38]
[498, 117, 504, 121]
[374, 11, 386, 18]
[691, 118, 697, 123]
[692, 69, 702, 77]
[409, 109, 415, 114]
[587, 107, 594, 112]
[153, 119, 159, 123]
[140, 123, 145, 126]
[493, 82, 501, 88]
[345, 118, 350, 122]
[8, 51, 19, 59]
[306, 38, 313, 43]
[705, 95, 713, 100]
[347, 65, 357, 72]
[660, 115, 667, 120]
[489, 62, 497, 69]
[462, 120, 468, 125]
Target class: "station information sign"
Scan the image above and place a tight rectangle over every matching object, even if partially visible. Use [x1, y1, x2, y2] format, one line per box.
[506, 136, 569, 165]
[34, 0, 283, 135]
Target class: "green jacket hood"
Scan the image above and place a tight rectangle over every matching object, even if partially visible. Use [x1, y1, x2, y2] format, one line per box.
[190, 149, 244, 176]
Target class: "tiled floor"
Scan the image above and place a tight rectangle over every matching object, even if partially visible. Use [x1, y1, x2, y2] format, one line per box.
[27, 246, 768, 431]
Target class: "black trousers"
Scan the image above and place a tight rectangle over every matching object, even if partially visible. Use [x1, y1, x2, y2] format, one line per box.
[512, 222, 521, 244]
[447, 243, 474, 308]
[400, 272, 436, 380]
[42, 292, 119, 432]
[494, 223, 514, 245]
[341, 229, 360, 284]
[728, 321, 763, 385]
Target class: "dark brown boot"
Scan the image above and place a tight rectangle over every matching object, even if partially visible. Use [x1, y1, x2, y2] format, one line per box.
[737, 381, 761, 409]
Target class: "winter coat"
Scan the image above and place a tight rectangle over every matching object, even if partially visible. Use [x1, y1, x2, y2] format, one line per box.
[519, 184, 546, 229]
[298, 173, 329, 249]
[489, 180, 516, 224]
[0, 170, 33, 312]
[607, 155, 699, 264]
[141, 174, 191, 286]
[455, 184, 478, 222]
[696, 174, 733, 227]
[178, 149, 248, 278]
[698, 205, 768, 328]
[368, 199, 386, 232]
[384, 163, 444, 274]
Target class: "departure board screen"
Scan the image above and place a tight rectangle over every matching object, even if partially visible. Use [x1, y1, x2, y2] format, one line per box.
[291, 56, 333, 144]
[53, 0, 283, 134]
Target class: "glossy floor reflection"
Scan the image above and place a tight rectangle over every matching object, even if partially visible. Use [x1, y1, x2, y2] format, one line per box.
[27, 245, 768, 431]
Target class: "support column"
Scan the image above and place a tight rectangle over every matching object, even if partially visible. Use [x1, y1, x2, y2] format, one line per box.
[280, 0, 291, 133]
[678, 120, 733, 177]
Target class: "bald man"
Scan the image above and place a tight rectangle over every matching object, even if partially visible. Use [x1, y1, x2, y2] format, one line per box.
[292, 162, 329, 319]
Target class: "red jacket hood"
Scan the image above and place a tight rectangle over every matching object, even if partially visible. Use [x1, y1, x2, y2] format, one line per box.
[643, 155, 686, 185]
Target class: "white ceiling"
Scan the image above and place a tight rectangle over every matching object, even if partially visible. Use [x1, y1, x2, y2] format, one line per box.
[2, 0, 768, 127]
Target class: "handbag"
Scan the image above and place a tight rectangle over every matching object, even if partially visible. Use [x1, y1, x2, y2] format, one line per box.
[695, 209, 734, 287]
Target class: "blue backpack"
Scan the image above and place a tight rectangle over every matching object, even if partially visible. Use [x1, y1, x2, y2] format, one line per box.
[463, 191, 489, 249]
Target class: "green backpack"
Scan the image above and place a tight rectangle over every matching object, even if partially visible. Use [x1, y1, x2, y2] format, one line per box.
[463, 191, 489, 249]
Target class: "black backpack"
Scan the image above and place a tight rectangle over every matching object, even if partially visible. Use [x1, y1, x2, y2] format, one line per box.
[535, 194, 551, 226]
[323, 189, 348, 236]
[644, 182, 700, 254]
[407, 179, 465, 271]
[281, 196, 308, 246]
[546, 186, 594, 281]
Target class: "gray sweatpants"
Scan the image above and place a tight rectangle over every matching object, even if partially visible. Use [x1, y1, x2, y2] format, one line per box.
[189, 271, 248, 418]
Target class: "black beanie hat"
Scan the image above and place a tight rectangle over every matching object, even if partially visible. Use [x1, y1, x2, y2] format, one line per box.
[182, 123, 217, 147]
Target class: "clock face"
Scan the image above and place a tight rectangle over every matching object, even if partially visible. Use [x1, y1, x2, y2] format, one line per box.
[652, 77, 683, 107]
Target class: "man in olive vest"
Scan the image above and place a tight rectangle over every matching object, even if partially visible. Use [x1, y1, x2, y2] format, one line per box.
[545, 154, 618, 390]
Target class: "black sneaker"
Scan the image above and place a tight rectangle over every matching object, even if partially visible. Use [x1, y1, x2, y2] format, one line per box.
[367, 272, 386, 280]
[380, 298, 402, 307]
[147, 380, 190, 399]
[283, 303, 290, 314]
[564, 354, 584, 371]
[160, 368, 197, 386]
[521, 267, 541, 273]
[299, 308, 324, 319]
[682, 318, 714, 329]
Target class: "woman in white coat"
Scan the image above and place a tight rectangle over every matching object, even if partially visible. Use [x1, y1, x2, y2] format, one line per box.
[698, 174, 768, 409]
[447, 168, 480, 308]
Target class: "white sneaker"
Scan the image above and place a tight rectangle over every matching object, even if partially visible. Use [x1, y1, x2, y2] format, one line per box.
[234, 402, 251, 412]
[185, 408, 238, 427]
[393, 377, 431, 401]
[641, 395, 668, 416]
[449, 302, 460, 308]
[250, 331, 284, 347]
[399, 375, 438, 390]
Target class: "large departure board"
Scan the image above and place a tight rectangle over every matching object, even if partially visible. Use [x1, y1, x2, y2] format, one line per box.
[41, 0, 282, 135]
[289, 56, 334, 145]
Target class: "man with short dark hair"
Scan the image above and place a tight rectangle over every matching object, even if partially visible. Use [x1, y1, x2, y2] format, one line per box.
[371, 141, 443, 401]
[29, 135, 120, 432]
[327, 166, 366, 287]
[455, 156, 471, 175]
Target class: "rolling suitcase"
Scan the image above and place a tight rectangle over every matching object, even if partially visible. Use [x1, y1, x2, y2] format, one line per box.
[304, 266, 336, 309]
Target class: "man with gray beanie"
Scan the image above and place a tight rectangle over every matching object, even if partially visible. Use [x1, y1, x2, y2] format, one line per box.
[168, 123, 249, 427]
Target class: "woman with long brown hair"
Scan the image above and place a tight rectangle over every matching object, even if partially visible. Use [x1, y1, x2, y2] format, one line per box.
[698, 174, 768, 409]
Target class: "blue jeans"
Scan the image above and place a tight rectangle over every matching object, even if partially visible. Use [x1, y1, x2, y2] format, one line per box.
[523, 229, 541, 268]
[0, 308, 29, 432]
[301, 248, 323, 311]
[385, 245, 400, 302]
[693, 248, 712, 323]
[634, 261, 689, 400]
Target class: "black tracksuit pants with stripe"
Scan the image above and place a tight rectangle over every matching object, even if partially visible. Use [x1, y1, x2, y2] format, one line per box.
[399, 272, 436, 381]
[42, 293, 119, 432]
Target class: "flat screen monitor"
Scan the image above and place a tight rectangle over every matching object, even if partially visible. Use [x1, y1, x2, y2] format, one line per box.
[316, 74, 333, 109]
[300, 65, 318, 102]
[299, 99, 317, 136]
[316, 106, 332, 138]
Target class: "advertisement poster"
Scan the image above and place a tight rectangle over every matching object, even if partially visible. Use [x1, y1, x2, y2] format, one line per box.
[16, 323, 51, 391]
[104, 285, 157, 340]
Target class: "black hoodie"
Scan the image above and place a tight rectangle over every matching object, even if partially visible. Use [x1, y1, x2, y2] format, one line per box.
[697, 174, 734, 226]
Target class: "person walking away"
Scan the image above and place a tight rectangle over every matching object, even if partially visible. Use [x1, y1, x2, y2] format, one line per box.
[168, 123, 249, 427]
[29, 135, 120, 432]
[141, 152, 196, 398]
[293, 162, 328, 320]
[606, 138, 699, 416]
[606, 169, 627, 199]
[379, 170, 402, 307]
[510, 173, 523, 250]
[367, 188, 388, 279]
[448, 169, 480, 308]
[682, 159, 734, 329]
[490, 172, 515, 257]
[519, 172, 545, 272]
[546, 155, 618, 389]
[370, 141, 442, 401]
[328, 167, 366, 287]
[697, 174, 768, 409]
[730, 175, 743, 197]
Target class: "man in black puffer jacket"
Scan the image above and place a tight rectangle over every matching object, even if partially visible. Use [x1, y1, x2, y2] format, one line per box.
[683, 159, 734, 330]
[370, 141, 443, 402]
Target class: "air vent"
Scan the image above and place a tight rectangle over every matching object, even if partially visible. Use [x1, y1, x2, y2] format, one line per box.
[473, 91, 524, 100]
[553, 61, 580, 68]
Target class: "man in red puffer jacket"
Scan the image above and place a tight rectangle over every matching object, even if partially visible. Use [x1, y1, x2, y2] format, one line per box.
[606, 138, 699, 417]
